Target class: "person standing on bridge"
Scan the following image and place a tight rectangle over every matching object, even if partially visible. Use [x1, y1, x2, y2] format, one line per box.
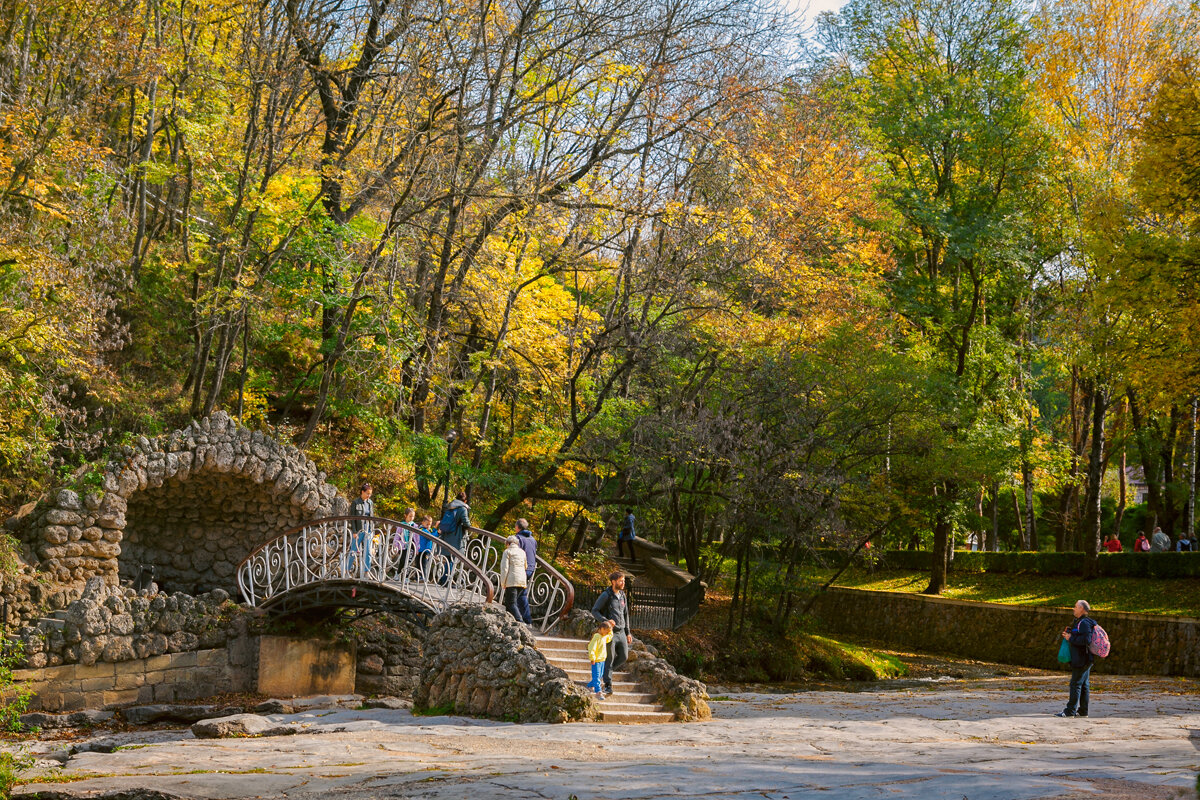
[438, 490, 471, 551]
[348, 482, 374, 578]
[499, 535, 528, 623]
[591, 571, 632, 696]
[515, 519, 537, 626]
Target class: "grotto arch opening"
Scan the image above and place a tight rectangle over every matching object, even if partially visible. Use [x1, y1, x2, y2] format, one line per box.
[118, 470, 312, 594]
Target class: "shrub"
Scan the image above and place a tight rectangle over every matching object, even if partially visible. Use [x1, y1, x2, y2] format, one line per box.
[805, 548, 1200, 578]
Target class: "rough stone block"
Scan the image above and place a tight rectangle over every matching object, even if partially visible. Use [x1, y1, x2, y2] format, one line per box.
[102, 689, 140, 708]
[73, 662, 117, 680]
[195, 649, 227, 668]
[258, 636, 355, 697]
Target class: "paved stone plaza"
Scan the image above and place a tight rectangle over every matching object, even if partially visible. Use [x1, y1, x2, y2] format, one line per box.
[12, 674, 1199, 800]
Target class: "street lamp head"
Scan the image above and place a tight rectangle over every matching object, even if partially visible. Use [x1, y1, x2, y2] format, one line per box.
[445, 430, 458, 443]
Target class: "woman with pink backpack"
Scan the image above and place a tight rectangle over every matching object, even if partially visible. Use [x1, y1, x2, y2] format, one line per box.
[1056, 600, 1108, 718]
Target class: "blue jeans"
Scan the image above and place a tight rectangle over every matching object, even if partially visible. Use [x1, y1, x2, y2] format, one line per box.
[1066, 664, 1091, 715]
[587, 662, 604, 693]
[348, 530, 371, 574]
[517, 582, 533, 624]
[503, 587, 527, 623]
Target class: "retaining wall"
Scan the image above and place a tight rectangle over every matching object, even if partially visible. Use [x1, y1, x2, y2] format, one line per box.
[13, 635, 258, 712]
[808, 587, 1200, 676]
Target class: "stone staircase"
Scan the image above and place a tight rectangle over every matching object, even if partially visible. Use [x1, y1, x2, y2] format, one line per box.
[534, 635, 674, 723]
[612, 554, 646, 581]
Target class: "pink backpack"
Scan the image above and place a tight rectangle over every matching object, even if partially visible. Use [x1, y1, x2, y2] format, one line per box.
[1088, 624, 1111, 658]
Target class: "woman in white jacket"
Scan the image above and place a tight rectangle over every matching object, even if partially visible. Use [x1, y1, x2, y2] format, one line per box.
[499, 535, 528, 623]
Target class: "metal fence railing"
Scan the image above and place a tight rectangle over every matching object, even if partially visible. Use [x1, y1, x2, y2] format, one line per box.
[575, 576, 703, 631]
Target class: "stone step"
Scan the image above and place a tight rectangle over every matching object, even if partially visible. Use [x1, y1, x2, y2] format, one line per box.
[578, 688, 660, 703]
[36, 617, 66, 631]
[599, 710, 676, 723]
[534, 636, 588, 646]
[591, 701, 668, 714]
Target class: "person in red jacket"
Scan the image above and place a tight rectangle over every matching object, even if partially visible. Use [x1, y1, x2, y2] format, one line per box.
[1103, 533, 1123, 552]
[1134, 531, 1151, 552]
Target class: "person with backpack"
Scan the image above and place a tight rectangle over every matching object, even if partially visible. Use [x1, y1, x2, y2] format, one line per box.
[1134, 531, 1151, 552]
[438, 490, 471, 551]
[1056, 600, 1097, 718]
[1176, 533, 1194, 552]
[591, 571, 633, 696]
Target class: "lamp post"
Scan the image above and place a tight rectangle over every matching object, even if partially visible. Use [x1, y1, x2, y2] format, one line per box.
[441, 430, 457, 510]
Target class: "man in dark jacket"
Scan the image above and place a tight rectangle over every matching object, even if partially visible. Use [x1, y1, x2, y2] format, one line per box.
[514, 519, 537, 625]
[591, 571, 633, 696]
[438, 491, 470, 551]
[1056, 600, 1096, 717]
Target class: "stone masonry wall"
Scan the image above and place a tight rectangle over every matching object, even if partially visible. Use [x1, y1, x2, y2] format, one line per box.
[2, 411, 348, 606]
[10, 577, 250, 671]
[353, 613, 427, 697]
[13, 644, 257, 712]
[809, 587, 1200, 676]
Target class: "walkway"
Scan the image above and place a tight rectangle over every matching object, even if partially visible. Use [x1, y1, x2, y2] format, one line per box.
[12, 675, 1198, 799]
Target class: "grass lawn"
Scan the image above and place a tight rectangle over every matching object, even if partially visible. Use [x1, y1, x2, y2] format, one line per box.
[805, 567, 1200, 618]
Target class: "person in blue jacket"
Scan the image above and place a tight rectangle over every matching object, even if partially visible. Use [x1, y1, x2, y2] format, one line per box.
[1056, 600, 1096, 718]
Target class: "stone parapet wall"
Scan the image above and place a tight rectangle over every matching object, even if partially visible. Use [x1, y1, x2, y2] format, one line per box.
[808, 587, 1200, 676]
[13, 643, 257, 712]
[629, 538, 695, 590]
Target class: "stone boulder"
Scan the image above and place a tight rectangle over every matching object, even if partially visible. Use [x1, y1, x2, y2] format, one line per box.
[414, 604, 595, 723]
[190, 713, 301, 739]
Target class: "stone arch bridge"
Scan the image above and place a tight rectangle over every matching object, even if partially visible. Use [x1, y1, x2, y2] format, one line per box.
[4, 412, 572, 630]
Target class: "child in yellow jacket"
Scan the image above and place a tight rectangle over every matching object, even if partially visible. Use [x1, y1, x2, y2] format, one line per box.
[586, 620, 613, 699]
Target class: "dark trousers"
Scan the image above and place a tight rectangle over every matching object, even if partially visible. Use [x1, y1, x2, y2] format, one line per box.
[617, 538, 636, 561]
[503, 587, 527, 623]
[602, 631, 629, 692]
[1066, 664, 1091, 714]
[517, 576, 533, 624]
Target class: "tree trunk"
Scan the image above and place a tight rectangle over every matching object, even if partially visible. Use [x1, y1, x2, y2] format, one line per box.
[1187, 397, 1198, 540]
[988, 481, 999, 551]
[925, 493, 952, 595]
[1022, 459, 1037, 550]
[1012, 487, 1025, 551]
[1082, 383, 1109, 577]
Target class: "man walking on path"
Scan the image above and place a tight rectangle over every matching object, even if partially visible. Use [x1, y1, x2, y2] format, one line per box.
[1056, 600, 1096, 718]
[1150, 527, 1171, 552]
[439, 490, 471, 551]
[591, 571, 633, 695]
[617, 508, 637, 561]
[499, 535, 528, 623]
[515, 519, 537, 625]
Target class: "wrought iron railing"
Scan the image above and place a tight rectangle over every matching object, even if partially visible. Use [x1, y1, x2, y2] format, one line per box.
[462, 526, 575, 633]
[236, 516, 494, 616]
[236, 517, 575, 631]
[574, 576, 702, 631]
